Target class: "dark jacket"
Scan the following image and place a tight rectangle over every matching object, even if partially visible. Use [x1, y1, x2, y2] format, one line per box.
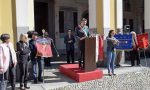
[75, 26, 86, 39]
[75, 26, 87, 51]
[17, 41, 30, 63]
[29, 39, 37, 60]
[64, 35, 75, 51]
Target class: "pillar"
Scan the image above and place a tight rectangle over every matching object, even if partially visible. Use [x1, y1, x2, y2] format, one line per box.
[110, 0, 117, 30]
[16, 0, 34, 41]
[145, 0, 150, 37]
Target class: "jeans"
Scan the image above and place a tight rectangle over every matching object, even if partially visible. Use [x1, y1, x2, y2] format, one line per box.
[107, 51, 116, 74]
[19, 62, 29, 87]
[31, 57, 44, 80]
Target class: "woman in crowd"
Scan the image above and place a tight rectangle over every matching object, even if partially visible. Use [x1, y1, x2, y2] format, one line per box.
[75, 18, 89, 69]
[64, 29, 75, 64]
[107, 30, 119, 76]
[0, 34, 17, 90]
[130, 31, 140, 66]
[17, 34, 30, 90]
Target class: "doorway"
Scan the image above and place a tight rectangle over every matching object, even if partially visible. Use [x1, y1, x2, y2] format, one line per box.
[34, 0, 55, 39]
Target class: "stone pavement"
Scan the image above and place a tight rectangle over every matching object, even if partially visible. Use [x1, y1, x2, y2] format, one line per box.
[9, 58, 150, 90]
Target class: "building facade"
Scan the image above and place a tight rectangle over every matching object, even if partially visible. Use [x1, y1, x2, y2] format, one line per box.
[0, 0, 149, 56]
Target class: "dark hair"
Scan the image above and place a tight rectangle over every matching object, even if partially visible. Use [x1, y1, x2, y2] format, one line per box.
[27, 31, 34, 38]
[108, 30, 115, 38]
[0, 34, 10, 42]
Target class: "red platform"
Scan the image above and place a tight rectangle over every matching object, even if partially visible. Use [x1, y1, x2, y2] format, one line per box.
[59, 64, 103, 82]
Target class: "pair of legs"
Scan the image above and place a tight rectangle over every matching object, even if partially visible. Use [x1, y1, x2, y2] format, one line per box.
[19, 62, 29, 88]
[66, 49, 74, 64]
[130, 50, 140, 66]
[31, 57, 44, 83]
[78, 40, 85, 69]
[115, 51, 122, 66]
[5, 65, 16, 90]
[107, 51, 116, 75]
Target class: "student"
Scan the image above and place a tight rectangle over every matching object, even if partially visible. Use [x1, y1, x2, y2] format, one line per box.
[130, 31, 140, 66]
[75, 18, 89, 69]
[17, 34, 30, 89]
[107, 30, 119, 76]
[64, 29, 75, 64]
[0, 34, 17, 90]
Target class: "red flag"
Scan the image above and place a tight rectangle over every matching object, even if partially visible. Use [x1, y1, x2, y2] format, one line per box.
[99, 35, 104, 61]
[137, 33, 149, 49]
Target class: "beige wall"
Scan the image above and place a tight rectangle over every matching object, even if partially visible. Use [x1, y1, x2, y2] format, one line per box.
[0, 0, 17, 44]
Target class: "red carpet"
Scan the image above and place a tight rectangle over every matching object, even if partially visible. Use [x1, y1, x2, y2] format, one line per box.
[59, 64, 103, 82]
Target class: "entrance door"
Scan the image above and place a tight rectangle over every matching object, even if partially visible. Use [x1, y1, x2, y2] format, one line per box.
[34, 2, 48, 36]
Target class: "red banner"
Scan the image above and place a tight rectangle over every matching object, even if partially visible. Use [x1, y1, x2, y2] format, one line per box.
[98, 35, 104, 61]
[36, 38, 53, 57]
[137, 33, 149, 49]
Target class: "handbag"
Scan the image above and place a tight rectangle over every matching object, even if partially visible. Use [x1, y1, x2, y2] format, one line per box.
[0, 47, 8, 90]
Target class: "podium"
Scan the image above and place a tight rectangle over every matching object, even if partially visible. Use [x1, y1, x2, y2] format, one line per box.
[59, 37, 103, 82]
[84, 37, 97, 72]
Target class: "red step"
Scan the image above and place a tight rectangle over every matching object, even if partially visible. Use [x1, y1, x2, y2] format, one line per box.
[59, 64, 103, 82]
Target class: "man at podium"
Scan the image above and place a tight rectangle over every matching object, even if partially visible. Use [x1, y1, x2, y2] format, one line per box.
[75, 18, 89, 69]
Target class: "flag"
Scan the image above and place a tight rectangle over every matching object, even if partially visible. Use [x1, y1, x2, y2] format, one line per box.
[137, 33, 149, 49]
[98, 35, 104, 61]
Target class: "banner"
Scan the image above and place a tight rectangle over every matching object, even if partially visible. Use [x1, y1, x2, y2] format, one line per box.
[137, 33, 149, 49]
[36, 37, 53, 57]
[114, 34, 133, 50]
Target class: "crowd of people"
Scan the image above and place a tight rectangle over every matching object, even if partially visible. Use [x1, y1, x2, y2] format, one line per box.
[0, 18, 141, 90]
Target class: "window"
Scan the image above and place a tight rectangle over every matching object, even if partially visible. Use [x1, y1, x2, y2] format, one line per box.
[129, 19, 134, 31]
[124, 0, 131, 12]
[59, 11, 64, 33]
[73, 12, 78, 31]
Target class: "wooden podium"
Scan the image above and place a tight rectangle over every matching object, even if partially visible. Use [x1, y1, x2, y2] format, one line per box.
[84, 37, 97, 72]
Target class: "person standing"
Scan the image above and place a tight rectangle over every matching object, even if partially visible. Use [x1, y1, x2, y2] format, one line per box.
[29, 32, 39, 83]
[64, 29, 75, 64]
[115, 28, 123, 67]
[107, 30, 119, 76]
[0, 34, 17, 90]
[17, 34, 30, 89]
[75, 18, 89, 69]
[130, 31, 140, 66]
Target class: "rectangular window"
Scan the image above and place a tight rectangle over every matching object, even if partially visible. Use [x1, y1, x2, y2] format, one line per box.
[129, 19, 134, 31]
[73, 12, 78, 31]
[124, 0, 131, 12]
[59, 11, 64, 33]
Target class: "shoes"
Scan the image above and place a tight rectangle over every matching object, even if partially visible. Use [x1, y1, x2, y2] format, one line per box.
[24, 86, 30, 89]
[34, 79, 38, 84]
[108, 73, 116, 76]
[20, 86, 25, 90]
[38, 78, 44, 82]
[108, 73, 112, 76]
[116, 64, 121, 67]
